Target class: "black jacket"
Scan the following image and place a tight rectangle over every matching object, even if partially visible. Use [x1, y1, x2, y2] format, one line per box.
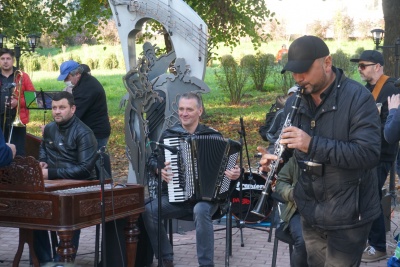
[284, 67, 381, 230]
[366, 76, 399, 162]
[73, 72, 111, 139]
[39, 115, 98, 180]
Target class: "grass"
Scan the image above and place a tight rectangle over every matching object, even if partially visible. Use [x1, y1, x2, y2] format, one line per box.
[25, 40, 370, 176]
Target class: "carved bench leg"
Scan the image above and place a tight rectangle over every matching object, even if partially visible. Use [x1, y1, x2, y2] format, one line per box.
[125, 214, 140, 267]
[56, 230, 76, 262]
[13, 228, 40, 267]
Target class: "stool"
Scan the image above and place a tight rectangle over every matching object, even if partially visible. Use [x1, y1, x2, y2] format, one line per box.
[271, 222, 294, 267]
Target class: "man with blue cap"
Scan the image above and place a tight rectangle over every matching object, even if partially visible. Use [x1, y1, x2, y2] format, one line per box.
[57, 60, 111, 149]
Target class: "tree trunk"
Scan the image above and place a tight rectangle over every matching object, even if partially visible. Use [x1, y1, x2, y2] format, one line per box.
[382, 0, 400, 77]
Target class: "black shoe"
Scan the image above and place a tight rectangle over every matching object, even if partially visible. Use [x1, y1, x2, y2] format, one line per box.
[159, 259, 174, 267]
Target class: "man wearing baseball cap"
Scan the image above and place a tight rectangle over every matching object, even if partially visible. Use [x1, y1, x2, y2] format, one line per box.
[258, 36, 381, 266]
[57, 60, 111, 149]
[351, 50, 398, 262]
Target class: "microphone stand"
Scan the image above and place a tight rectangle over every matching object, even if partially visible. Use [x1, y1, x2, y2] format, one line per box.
[235, 117, 268, 248]
[156, 149, 164, 267]
[99, 151, 107, 266]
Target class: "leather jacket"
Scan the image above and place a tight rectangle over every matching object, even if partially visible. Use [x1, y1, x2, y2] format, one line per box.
[39, 115, 98, 180]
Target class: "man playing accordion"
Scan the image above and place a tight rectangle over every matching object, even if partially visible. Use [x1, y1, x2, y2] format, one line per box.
[143, 92, 240, 267]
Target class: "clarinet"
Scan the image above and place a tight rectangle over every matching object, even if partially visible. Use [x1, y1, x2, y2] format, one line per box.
[251, 86, 304, 218]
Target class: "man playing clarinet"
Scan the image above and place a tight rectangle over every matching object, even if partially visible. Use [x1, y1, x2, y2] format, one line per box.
[143, 92, 241, 267]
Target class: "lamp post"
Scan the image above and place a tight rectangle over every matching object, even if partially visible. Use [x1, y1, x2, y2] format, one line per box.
[371, 28, 400, 78]
[0, 33, 40, 69]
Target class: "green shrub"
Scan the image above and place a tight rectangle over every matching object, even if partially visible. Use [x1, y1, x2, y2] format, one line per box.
[269, 53, 296, 94]
[215, 55, 248, 104]
[102, 54, 119, 69]
[241, 52, 275, 91]
[20, 55, 41, 72]
[331, 49, 353, 77]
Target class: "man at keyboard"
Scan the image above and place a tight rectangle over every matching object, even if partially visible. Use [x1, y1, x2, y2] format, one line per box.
[143, 92, 241, 267]
[34, 91, 98, 264]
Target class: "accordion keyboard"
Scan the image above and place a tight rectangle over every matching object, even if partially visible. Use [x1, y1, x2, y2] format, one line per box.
[164, 137, 187, 202]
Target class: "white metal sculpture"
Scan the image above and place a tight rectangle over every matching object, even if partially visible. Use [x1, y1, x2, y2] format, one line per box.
[108, 0, 210, 188]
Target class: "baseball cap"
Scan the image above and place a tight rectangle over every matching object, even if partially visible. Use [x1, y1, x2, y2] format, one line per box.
[350, 50, 384, 66]
[281, 35, 330, 74]
[287, 86, 298, 95]
[57, 60, 80, 81]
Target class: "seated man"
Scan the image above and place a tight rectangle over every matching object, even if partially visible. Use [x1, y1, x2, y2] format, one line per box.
[143, 92, 241, 267]
[34, 91, 98, 263]
[275, 156, 308, 267]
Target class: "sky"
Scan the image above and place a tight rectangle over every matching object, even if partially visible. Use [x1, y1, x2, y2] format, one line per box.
[266, 0, 383, 35]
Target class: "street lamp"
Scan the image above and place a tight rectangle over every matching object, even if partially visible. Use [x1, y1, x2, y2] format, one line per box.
[371, 28, 400, 78]
[0, 33, 40, 69]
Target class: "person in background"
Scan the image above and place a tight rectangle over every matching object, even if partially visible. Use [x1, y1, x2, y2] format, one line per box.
[384, 94, 400, 144]
[258, 35, 381, 266]
[276, 44, 288, 64]
[350, 50, 399, 262]
[0, 48, 35, 155]
[259, 86, 297, 153]
[57, 60, 110, 149]
[63, 64, 91, 94]
[33, 91, 98, 264]
[143, 92, 241, 267]
[275, 156, 308, 267]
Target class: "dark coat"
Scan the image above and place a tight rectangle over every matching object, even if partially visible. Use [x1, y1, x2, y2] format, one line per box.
[366, 76, 399, 162]
[285, 67, 381, 230]
[39, 115, 98, 180]
[72, 72, 111, 139]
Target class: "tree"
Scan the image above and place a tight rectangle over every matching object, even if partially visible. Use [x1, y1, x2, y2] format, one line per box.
[381, 0, 400, 77]
[0, 0, 110, 49]
[0, 0, 274, 58]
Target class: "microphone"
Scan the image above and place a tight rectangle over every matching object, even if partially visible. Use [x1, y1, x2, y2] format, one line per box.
[155, 142, 179, 154]
[395, 78, 400, 87]
[2, 83, 16, 91]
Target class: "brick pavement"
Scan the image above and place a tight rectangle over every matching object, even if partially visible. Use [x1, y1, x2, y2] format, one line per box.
[0, 211, 398, 267]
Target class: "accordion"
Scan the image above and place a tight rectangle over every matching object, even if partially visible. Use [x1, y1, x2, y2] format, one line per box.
[164, 134, 241, 203]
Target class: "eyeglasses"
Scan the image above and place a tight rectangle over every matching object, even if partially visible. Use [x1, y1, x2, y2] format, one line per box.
[358, 63, 377, 70]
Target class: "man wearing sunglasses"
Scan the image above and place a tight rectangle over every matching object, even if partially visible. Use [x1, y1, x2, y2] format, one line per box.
[351, 50, 399, 262]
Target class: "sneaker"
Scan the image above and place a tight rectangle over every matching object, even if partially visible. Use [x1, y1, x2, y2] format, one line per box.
[361, 246, 387, 262]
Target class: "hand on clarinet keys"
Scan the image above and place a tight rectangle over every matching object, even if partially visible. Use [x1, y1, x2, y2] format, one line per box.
[256, 146, 278, 173]
[161, 161, 173, 183]
[280, 126, 311, 153]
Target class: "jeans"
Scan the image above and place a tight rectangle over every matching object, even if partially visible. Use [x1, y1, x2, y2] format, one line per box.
[142, 196, 218, 267]
[33, 229, 81, 263]
[96, 137, 109, 150]
[288, 213, 308, 267]
[368, 161, 392, 252]
[33, 230, 52, 263]
[302, 217, 372, 267]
